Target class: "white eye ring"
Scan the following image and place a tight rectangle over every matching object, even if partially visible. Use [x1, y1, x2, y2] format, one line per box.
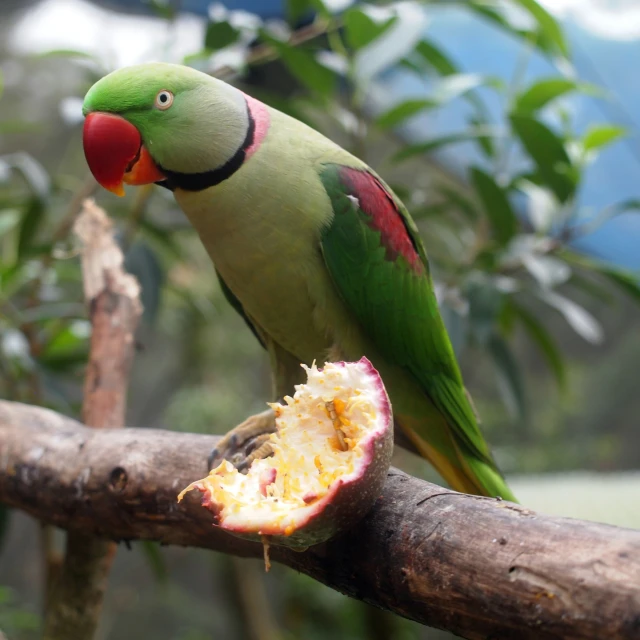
[155, 90, 174, 110]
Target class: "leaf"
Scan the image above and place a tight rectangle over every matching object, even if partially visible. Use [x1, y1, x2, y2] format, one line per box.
[17, 198, 46, 259]
[511, 302, 567, 391]
[516, 179, 558, 233]
[470, 167, 519, 246]
[286, 0, 314, 24]
[352, 1, 427, 82]
[436, 186, 479, 221]
[488, 333, 527, 421]
[2, 152, 51, 199]
[469, 115, 495, 158]
[582, 125, 627, 153]
[510, 115, 576, 203]
[0, 209, 21, 236]
[522, 254, 571, 289]
[414, 39, 458, 76]
[562, 251, 640, 305]
[391, 127, 500, 162]
[512, 0, 569, 58]
[378, 74, 495, 130]
[147, 0, 178, 20]
[538, 289, 603, 344]
[466, 0, 568, 61]
[344, 7, 396, 50]
[34, 48, 100, 61]
[264, 35, 336, 97]
[513, 78, 584, 115]
[204, 21, 240, 51]
[141, 540, 168, 584]
[377, 99, 437, 129]
[465, 275, 504, 345]
[434, 73, 501, 102]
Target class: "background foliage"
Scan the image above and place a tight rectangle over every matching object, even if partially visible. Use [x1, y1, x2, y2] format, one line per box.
[1, 0, 639, 638]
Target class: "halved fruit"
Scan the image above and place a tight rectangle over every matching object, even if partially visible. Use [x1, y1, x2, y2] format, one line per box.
[178, 358, 393, 557]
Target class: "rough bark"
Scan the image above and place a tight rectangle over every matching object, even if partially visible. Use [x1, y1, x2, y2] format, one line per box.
[41, 200, 142, 640]
[1, 401, 639, 640]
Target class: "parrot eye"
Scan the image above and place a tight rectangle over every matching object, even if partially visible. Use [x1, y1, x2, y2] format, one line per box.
[155, 90, 174, 110]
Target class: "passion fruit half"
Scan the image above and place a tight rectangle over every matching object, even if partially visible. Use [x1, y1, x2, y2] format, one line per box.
[178, 358, 393, 553]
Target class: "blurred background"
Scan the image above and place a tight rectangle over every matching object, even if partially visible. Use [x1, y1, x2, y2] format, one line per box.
[1, 0, 640, 638]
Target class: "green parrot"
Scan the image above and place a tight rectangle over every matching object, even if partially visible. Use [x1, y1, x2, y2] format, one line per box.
[82, 62, 516, 502]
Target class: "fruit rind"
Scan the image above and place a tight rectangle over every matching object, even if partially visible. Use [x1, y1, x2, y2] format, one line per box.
[179, 357, 393, 550]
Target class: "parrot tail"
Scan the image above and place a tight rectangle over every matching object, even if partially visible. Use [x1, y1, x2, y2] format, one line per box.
[395, 414, 518, 503]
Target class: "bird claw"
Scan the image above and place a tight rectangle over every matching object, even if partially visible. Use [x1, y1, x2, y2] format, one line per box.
[208, 408, 277, 472]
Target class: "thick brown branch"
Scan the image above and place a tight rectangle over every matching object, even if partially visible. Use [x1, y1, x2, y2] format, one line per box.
[1, 401, 639, 640]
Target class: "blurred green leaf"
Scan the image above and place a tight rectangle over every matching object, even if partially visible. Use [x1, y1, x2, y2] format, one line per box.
[465, 3, 537, 50]
[414, 39, 458, 76]
[378, 74, 496, 129]
[511, 302, 567, 391]
[263, 35, 336, 97]
[538, 289, 603, 344]
[512, 0, 569, 58]
[466, 275, 504, 344]
[137, 218, 187, 261]
[522, 253, 571, 289]
[469, 115, 495, 158]
[436, 186, 479, 220]
[391, 128, 499, 162]
[308, 0, 331, 19]
[1, 153, 51, 199]
[287, 0, 313, 24]
[344, 7, 396, 50]
[582, 124, 627, 153]
[147, 0, 178, 20]
[563, 251, 640, 305]
[17, 198, 46, 259]
[377, 98, 436, 129]
[510, 115, 576, 203]
[434, 73, 502, 101]
[0, 209, 21, 236]
[17, 302, 85, 324]
[0, 120, 42, 135]
[34, 49, 100, 61]
[470, 167, 518, 245]
[140, 540, 168, 584]
[488, 333, 527, 420]
[465, 0, 568, 60]
[205, 21, 240, 51]
[516, 179, 558, 233]
[39, 324, 89, 372]
[513, 78, 588, 115]
[574, 198, 640, 235]
[568, 271, 615, 304]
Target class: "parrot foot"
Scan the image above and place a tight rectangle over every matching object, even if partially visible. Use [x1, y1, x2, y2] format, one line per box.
[208, 409, 277, 472]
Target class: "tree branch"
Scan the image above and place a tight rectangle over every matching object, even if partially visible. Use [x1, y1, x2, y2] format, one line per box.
[42, 200, 142, 640]
[1, 402, 639, 639]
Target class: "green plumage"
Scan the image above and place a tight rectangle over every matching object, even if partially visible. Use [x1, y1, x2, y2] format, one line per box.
[319, 165, 515, 500]
[83, 63, 516, 502]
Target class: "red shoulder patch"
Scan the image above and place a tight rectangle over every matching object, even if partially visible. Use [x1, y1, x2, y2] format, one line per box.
[339, 167, 424, 274]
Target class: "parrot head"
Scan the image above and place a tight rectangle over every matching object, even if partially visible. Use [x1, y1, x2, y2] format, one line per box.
[82, 63, 253, 195]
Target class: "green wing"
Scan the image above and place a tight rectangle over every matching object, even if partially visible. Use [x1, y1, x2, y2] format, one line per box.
[319, 164, 513, 499]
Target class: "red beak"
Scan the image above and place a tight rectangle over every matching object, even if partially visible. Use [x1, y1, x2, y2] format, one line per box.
[83, 112, 165, 196]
